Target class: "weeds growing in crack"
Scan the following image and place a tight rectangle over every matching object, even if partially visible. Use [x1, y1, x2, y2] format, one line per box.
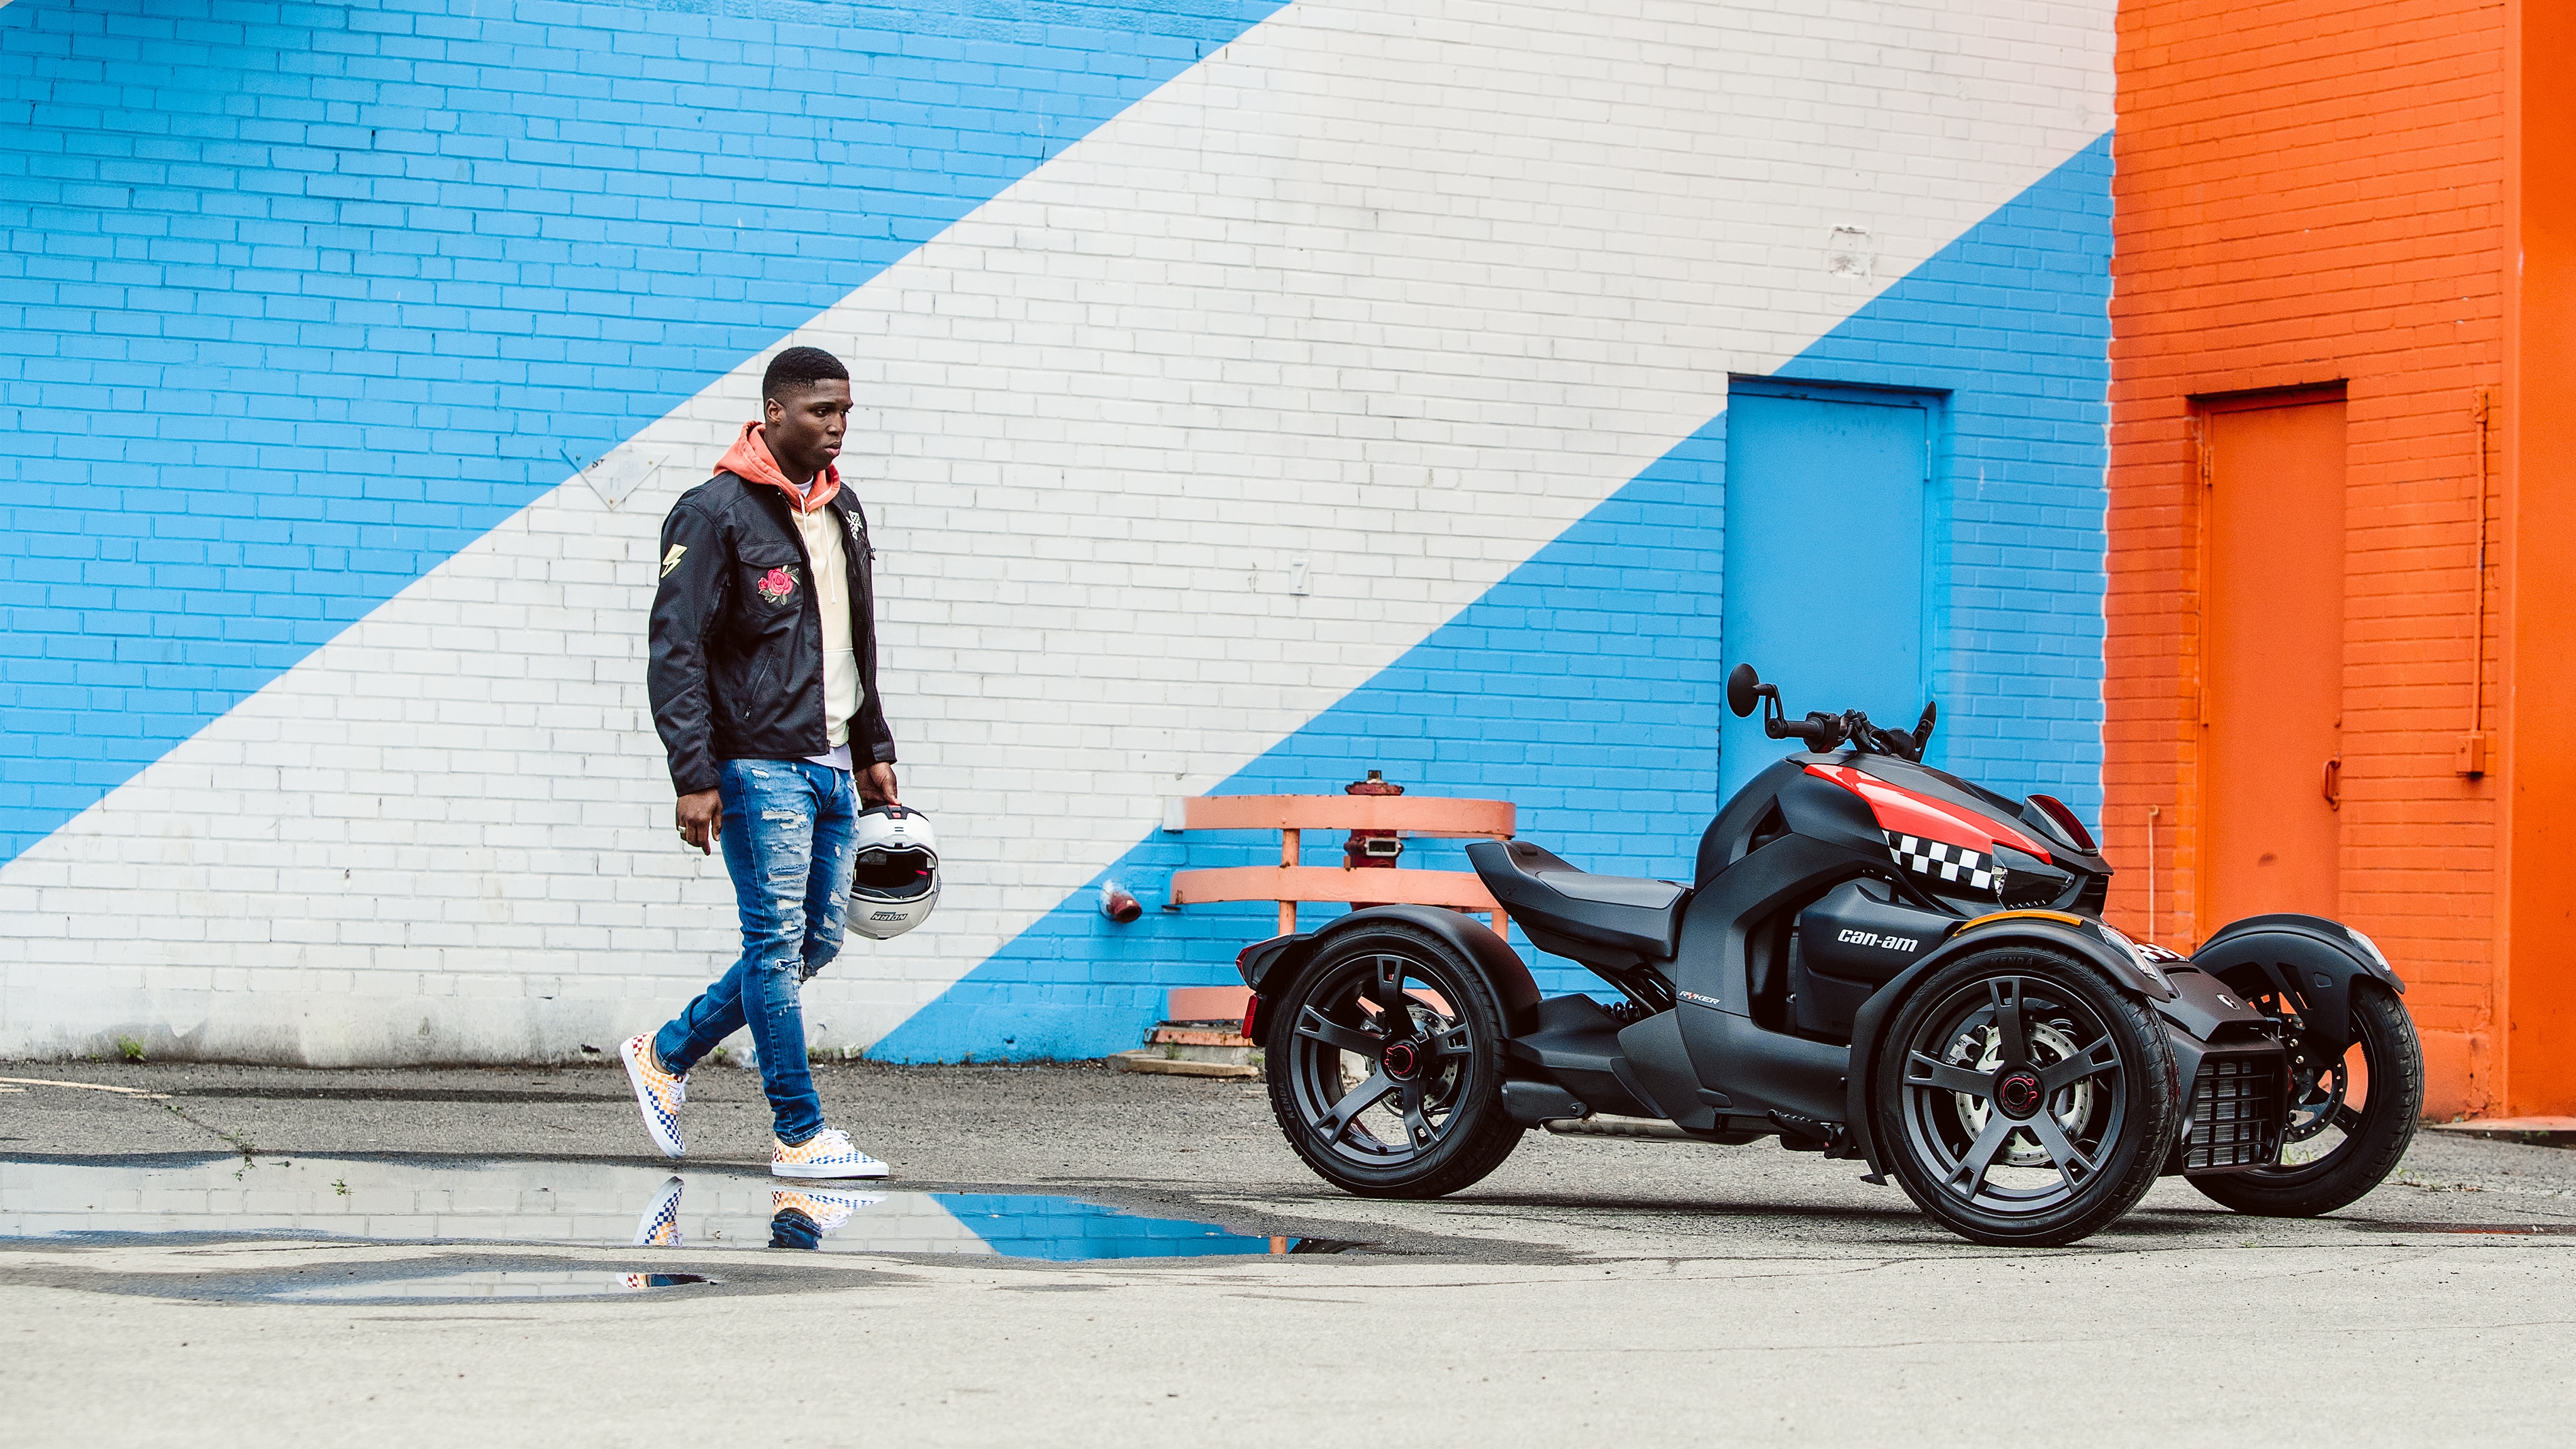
[160, 1101, 259, 1175]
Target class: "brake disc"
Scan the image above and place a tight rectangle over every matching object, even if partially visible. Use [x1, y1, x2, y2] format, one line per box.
[2283, 1050, 2350, 1143]
[1950, 1018, 2095, 1169]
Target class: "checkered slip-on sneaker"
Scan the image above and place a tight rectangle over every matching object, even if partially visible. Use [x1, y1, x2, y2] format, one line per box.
[633, 1175, 685, 1247]
[621, 1033, 687, 1159]
[771, 1187, 884, 1236]
[771, 1127, 891, 1180]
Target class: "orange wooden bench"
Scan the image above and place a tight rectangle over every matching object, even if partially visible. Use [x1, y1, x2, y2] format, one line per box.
[1163, 794, 1516, 938]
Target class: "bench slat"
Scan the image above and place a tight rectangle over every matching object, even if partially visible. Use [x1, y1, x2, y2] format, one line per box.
[1174, 796, 1513, 836]
[1170, 865, 1499, 911]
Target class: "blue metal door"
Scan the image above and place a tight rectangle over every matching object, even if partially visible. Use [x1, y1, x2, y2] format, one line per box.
[1719, 388, 1933, 801]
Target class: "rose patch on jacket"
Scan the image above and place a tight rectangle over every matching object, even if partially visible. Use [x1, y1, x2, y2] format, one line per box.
[757, 567, 797, 604]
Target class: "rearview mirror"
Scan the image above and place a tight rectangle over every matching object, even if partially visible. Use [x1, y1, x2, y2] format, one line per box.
[1726, 663, 1763, 719]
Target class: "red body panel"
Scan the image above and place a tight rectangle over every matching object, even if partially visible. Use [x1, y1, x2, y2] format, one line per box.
[1805, 762, 2050, 858]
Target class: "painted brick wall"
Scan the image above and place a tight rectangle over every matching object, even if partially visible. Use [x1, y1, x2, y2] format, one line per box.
[1, 0, 2118, 1065]
[2502, 1, 2576, 1115]
[0, 0, 1274, 861]
[2107, 0, 2504, 1113]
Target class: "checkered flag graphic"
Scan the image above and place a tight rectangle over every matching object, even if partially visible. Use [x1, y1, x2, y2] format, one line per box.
[1884, 831, 2003, 895]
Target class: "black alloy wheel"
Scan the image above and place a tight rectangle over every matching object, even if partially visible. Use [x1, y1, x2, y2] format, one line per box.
[1263, 922, 1521, 1199]
[2190, 980, 2421, 1218]
[1872, 947, 2180, 1247]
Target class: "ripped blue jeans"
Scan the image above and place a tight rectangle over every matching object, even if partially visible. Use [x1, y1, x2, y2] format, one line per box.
[653, 758, 855, 1146]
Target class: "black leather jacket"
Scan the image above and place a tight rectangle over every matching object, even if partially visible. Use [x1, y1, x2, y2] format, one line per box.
[648, 472, 895, 796]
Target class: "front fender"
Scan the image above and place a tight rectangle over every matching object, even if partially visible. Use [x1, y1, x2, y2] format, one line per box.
[2192, 913, 2403, 1055]
[1842, 912, 2175, 1179]
[1232, 904, 1544, 1036]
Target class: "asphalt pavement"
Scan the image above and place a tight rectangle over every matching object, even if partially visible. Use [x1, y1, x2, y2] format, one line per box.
[4, 1058, 2573, 1446]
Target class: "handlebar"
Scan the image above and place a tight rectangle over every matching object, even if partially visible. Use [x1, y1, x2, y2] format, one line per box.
[1768, 708, 1921, 755]
[1767, 710, 1852, 751]
[1729, 664, 1937, 763]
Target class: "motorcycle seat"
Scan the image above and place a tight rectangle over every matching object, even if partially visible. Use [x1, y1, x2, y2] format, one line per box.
[1466, 839, 1685, 961]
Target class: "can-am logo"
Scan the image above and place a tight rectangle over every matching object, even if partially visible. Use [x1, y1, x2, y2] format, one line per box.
[869, 910, 907, 921]
[1838, 928, 1920, 952]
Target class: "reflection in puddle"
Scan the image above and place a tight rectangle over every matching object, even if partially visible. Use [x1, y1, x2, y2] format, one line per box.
[269, 1270, 719, 1302]
[2354, 1221, 2576, 1236]
[0, 1157, 1311, 1260]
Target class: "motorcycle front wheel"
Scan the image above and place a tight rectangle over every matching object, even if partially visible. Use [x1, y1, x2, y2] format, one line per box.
[1263, 921, 1522, 1199]
[1872, 946, 2181, 1247]
[2190, 980, 2421, 1218]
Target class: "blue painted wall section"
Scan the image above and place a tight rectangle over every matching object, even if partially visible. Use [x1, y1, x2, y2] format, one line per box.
[870, 136, 2116, 1063]
[0, 0, 1281, 863]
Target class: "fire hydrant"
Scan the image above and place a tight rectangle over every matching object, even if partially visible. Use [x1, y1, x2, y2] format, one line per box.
[1345, 770, 1404, 869]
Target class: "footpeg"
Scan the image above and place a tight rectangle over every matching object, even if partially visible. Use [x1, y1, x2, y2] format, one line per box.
[1769, 1111, 1848, 1155]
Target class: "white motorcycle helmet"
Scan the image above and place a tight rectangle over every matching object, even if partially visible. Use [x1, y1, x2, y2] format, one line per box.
[848, 804, 940, 941]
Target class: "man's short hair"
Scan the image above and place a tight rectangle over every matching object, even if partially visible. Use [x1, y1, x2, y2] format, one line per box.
[762, 346, 848, 402]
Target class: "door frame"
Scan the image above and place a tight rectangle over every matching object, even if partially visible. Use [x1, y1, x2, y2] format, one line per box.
[1723, 375, 1951, 749]
[2185, 381, 2348, 941]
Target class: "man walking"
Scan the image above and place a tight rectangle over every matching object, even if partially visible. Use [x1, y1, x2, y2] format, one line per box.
[624, 345, 897, 1179]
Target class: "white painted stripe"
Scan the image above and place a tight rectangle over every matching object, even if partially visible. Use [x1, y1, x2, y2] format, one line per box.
[0, 0, 2112, 1062]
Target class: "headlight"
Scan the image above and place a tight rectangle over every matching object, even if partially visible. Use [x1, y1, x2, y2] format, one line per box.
[2345, 926, 2389, 970]
[2094, 921, 2172, 994]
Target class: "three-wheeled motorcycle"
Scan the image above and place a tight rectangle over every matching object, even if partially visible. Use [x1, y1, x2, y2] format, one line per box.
[1238, 665, 2422, 1246]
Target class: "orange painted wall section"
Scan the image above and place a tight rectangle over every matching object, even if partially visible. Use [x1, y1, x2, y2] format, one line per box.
[2501, 0, 2576, 1114]
[2107, 1, 2507, 1114]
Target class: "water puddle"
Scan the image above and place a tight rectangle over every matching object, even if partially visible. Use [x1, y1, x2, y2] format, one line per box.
[2353, 1221, 2576, 1236]
[0, 1156, 1330, 1260]
[269, 1269, 720, 1302]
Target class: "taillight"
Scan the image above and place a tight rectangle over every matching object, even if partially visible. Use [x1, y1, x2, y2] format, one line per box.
[1241, 996, 1265, 1044]
[2026, 794, 2097, 853]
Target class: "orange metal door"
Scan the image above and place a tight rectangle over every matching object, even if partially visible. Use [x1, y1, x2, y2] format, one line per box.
[2202, 396, 2346, 934]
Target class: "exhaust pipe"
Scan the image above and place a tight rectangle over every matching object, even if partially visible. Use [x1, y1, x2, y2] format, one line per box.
[1543, 1114, 1767, 1145]
[1543, 1114, 1702, 1141]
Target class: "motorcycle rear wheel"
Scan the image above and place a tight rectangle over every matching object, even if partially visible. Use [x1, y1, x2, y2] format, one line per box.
[1263, 922, 1522, 1199]
[1872, 946, 2180, 1247]
[2190, 981, 2420, 1218]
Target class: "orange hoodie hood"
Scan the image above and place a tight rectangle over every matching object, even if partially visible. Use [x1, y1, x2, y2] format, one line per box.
[718, 422, 841, 514]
